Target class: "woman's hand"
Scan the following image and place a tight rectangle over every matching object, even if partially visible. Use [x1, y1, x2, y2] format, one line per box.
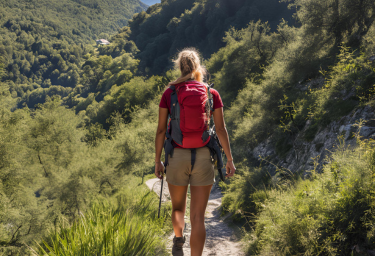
[225, 160, 236, 178]
[155, 161, 165, 179]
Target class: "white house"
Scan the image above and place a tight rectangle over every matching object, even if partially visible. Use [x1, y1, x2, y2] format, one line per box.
[96, 39, 110, 45]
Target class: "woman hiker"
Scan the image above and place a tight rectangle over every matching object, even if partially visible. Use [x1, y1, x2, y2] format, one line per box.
[154, 48, 236, 256]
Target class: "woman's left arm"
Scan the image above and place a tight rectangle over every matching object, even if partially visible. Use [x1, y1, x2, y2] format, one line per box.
[212, 107, 236, 178]
[155, 107, 169, 179]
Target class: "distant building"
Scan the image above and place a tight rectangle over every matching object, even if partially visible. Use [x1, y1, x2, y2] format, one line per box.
[96, 39, 110, 45]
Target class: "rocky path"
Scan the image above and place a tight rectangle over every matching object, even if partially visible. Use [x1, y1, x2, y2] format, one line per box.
[146, 178, 245, 256]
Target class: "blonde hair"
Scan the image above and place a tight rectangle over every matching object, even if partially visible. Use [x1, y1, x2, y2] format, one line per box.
[169, 48, 207, 85]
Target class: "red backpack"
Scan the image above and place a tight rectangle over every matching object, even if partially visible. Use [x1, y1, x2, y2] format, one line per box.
[170, 80, 210, 148]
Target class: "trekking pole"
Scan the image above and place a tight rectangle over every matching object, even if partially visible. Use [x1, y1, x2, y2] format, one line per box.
[158, 163, 165, 218]
[158, 178, 163, 218]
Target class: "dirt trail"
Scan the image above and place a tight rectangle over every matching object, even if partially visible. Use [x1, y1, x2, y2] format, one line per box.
[146, 178, 245, 256]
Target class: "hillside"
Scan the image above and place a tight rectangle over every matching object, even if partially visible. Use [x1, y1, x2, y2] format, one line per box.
[0, 0, 147, 110]
[1, 0, 375, 255]
[0, 0, 147, 42]
[104, 0, 295, 73]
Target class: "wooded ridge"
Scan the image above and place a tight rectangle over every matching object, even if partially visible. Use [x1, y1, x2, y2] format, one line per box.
[1, 0, 375, 255]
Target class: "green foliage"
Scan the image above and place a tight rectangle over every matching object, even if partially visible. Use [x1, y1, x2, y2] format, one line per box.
[90, 76, 164, 125]
[80, 53, 139, 95]
[206, 20, 286, 106]
[0, 96, 86, 254]
[209, 16, 332, 155]
[291, 46, 375, 141]
[107, 96, 162, 182]
[215, 18, 374, 159]
[36, 186, 170, 256]
[244, 132, 375, 255]
[2, 1, 375, 255]
[363, 23, 375, 56]
[210, 3, 375, 254]
[0, 0, 146, 43]
[0, 0, 146, 108]
[122, 0, 294, 74]
[221, 164, 271, 221]
[0, 96, 166, 255]
[284, 0, 375, 47]
[98, 27, 139, 58]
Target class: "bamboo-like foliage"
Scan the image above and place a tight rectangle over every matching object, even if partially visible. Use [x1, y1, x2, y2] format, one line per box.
[36, 195, 169, 256]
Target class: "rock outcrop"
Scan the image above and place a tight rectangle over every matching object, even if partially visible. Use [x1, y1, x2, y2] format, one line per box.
[253, 91, 375, 176]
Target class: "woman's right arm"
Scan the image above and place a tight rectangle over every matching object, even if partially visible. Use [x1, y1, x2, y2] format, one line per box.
[212, 107, 236, 178]
[155, 107, 169, 179]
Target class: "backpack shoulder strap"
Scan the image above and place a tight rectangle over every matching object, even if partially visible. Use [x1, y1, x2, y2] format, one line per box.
[168, 85, 183, 145]
[164, 85, 178, 167]
[169, 85, 176, 94]
[169, 85, 178, 118]
[207, 83, 214, 112]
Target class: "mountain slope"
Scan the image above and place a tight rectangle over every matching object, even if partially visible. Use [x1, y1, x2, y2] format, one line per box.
[0, 0, 147, 41]
[1, 0, 375, 255]
[0, 0, 147, 108]
[122, 0, 295, 73]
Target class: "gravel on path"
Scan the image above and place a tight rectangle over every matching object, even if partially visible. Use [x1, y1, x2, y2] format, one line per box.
[146, 178, 245, 256]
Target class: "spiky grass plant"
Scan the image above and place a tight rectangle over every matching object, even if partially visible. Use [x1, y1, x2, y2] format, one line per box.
[35, 192, 170, 256]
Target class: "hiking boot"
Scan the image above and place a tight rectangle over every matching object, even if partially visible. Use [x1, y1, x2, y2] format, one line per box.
[172, 236, 185, 256]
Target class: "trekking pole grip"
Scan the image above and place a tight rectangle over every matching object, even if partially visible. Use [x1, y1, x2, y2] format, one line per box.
[158, 163, 166, 218]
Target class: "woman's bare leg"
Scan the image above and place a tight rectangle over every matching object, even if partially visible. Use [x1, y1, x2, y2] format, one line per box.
[190, 185, 212, 256]
[168, 183, 189, 237]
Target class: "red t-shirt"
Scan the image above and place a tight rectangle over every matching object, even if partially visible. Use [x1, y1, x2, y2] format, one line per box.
[159, 86, 224, 113]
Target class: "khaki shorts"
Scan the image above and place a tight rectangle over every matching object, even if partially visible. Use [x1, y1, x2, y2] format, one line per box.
[166, 147, 215, 186]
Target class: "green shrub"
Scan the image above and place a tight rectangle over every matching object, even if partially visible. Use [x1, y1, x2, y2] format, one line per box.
[0, 95, 167, 255]
[37, 188, 171, 256]
[221, 164, 272, 223]
[246, 133, 375, 255]
[363, 23, 375, 56]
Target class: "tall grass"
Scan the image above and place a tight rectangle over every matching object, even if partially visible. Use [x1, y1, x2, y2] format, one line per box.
[242, 125, 375, 255]
[35, 189, 171, 256]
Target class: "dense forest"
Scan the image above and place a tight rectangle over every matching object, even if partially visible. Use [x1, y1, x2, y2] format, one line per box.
[1, 0, 375, 255]
[126, 0, 295, 73]
[0, 0, 146, 112]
